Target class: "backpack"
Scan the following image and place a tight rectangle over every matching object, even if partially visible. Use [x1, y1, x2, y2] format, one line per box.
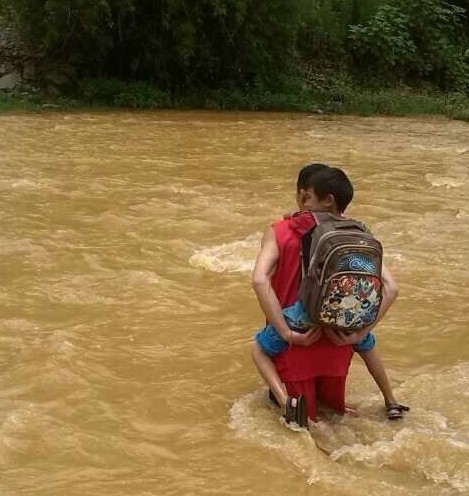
[299, 212, 383, 333]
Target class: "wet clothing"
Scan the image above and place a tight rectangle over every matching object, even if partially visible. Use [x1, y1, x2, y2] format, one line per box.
[269, 212, 310, 307]
[268, 211, 354, 420]
[256, 300, 311, 356]
[354, 330, 376, 353]
[256, 299, 376, 356]
[286, 376, 347, 418]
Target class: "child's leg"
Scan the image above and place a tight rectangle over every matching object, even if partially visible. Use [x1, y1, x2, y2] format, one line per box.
[358, 347, 409, 419]
[251, 341, 288, 409]
[251, 341, 308, 427]
[358, 347, 395, 405]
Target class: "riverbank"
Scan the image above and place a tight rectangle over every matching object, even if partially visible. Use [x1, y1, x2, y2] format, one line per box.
[1, 84, 469, 121]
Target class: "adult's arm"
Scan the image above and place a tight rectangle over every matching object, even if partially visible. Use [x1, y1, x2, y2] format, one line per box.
[252, 226, 321, 346]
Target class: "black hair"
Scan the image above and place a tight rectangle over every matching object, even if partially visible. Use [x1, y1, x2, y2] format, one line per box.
[315, 167, 354, 213]
[296, 162, 330, 192]
[297, 163, 354, 213]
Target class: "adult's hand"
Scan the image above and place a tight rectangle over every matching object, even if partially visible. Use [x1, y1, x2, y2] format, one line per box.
[289, 326, 323, 346]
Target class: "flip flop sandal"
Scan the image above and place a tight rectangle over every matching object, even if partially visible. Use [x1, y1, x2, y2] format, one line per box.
[284, 395, 308, 428]
[386, 402, 410, 421]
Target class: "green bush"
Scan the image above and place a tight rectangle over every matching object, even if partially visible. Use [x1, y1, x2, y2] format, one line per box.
[78, 78, 170, 108]
[347, 0, 469, 91]
[348, 5, 416, 79]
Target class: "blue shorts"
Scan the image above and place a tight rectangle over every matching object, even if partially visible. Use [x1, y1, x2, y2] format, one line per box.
[353, 330, 376, 353]
[255, 300, 310, 356]
[255, 299, 376, 356]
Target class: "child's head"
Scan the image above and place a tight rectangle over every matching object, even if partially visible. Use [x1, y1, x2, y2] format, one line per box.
[296, 162, 354, 214]
[296, 162, 330, 193]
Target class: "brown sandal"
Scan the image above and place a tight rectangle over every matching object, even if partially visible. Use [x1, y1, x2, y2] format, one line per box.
[284, 395, 308, 428]
[386, 402, 410, 421]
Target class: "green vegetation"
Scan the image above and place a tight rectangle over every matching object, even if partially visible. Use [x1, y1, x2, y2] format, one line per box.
[3, 83, 469, 122]
[1, 0, 469, 118]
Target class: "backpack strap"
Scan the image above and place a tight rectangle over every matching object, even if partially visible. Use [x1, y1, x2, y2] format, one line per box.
[300, 227, 314, 281]
[299, 212, 333, 282]
[311, 211, 337, 225]
[299, 212, 324, 283]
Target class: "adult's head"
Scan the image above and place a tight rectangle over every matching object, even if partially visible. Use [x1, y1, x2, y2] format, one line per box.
[296, 162, 354, 214]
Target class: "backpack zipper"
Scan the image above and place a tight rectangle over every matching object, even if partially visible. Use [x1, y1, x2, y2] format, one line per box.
[308, 229, 375, 271]
[318, 242, 382, 285]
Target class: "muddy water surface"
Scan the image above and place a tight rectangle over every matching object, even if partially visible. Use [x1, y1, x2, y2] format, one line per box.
[0, 110, 468, 496]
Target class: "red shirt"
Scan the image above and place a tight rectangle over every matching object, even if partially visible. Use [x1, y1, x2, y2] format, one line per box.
[270, 211, 354, 381]
[270, 212, 310, 307]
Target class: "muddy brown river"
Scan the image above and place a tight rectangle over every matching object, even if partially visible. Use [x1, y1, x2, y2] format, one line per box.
[0, 110, 468, 496]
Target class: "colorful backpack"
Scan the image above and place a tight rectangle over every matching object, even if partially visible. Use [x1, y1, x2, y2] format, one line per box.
[299, 212, 383, 333]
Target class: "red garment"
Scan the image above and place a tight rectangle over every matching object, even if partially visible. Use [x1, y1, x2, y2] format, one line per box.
[285, 376, 346, 420]
[274, 339, 353, 382]
[270, 211, 316, 307]
[270, 211, 354, 417]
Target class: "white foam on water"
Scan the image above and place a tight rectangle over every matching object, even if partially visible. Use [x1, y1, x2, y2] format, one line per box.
[230, 363, 469, 494]
[304, 130, 325, 139]
[0, 178, 57, 191]
[412, 144, 468, 154]
[228, 389, 344, 485]
[385, 250, 406, 263]
[331, 426, 469, 493]
[189, 233, 261, 273]
[229, 390, 431, 495]
[425, 173, 467, 189]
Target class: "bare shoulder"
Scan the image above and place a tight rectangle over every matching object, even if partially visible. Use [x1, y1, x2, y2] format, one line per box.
[260, 225, 276, 247]
[252, 225, 279, 280]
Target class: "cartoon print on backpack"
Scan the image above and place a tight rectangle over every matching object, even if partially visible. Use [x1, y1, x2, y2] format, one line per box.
[320, 295, 343, 326]
[319, 271, 382, 333]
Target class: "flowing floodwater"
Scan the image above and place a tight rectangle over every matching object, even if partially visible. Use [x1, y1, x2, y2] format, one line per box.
[0, 110, 468, 496]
